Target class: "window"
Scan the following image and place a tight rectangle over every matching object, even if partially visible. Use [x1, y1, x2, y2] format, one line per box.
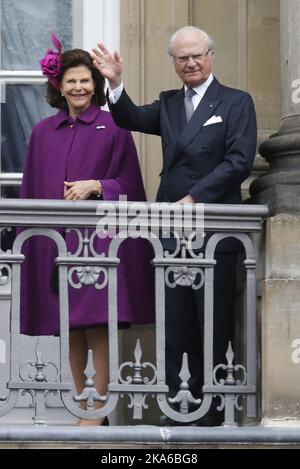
[0, 0, 73, 198]
[0, 0, 120, 199]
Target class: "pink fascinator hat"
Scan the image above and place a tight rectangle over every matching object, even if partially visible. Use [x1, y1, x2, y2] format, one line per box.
[39, 33, 62, 90]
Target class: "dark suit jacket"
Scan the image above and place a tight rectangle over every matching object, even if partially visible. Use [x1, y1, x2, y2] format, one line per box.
[108, 77, 257, 204]
[108, 77, 257, 252]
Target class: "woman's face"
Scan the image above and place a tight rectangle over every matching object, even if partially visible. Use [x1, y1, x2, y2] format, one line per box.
[60, 65, 95, 117]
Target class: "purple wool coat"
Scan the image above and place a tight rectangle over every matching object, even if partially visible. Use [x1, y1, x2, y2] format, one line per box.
[20, 104, 155, 336]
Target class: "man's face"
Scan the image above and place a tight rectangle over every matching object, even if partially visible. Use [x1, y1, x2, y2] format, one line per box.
[171, 32, 213, 88]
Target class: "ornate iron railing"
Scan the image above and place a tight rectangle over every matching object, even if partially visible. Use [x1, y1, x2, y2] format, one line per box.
[0, 199, 268, 426]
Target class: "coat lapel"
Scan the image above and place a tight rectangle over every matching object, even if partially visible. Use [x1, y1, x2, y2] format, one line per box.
[170, 78, 222, 168]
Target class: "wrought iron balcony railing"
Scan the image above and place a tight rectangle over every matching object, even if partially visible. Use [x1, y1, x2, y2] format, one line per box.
[0, 199, 268, 426]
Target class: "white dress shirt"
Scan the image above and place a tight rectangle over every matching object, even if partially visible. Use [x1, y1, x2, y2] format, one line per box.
[184, 73, 214, 111]
[108, 82, 124, 103]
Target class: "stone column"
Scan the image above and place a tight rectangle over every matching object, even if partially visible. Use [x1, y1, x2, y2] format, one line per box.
[250, 0, 300, 214]
[259, 215, 300, 425]
[251, 1, 300, 425]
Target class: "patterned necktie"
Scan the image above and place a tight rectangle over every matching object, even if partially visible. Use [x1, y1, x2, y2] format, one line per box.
[184, 88, 196, 123]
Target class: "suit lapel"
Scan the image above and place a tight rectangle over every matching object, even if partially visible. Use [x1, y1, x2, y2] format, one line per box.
[170, 78, 222, 167]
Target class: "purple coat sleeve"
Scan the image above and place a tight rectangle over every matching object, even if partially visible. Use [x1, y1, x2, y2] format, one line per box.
[100, 130, 146, 202]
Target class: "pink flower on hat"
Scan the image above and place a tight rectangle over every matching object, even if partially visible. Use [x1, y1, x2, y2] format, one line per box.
[39, 33, 62, 90]
[39, 49, 60, 77]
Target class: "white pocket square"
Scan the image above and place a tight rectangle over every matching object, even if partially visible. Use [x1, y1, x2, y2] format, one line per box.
[203, 115, 223, 126]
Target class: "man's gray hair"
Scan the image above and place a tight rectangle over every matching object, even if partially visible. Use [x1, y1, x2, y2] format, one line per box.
[168, 26, 215, 56]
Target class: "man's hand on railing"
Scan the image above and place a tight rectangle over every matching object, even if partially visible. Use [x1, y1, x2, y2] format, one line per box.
[177, 194, 195, 204]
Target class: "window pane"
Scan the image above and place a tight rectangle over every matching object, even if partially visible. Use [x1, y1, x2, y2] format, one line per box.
[0, 0, 73, 70]
[1, 84, 55, 174]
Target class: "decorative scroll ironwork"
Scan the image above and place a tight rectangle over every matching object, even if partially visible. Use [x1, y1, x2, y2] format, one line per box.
[68, 265, 108, 289]
[165, 265, 205, 290]
[164, 233, 205, 260]
[74, 349, 107, 411]
[66, 228, 106, 258]
[168, 353, 201, 414]
[118, 340, 157, 419]
[213, 342, 247, 386]
[65, 228, 108, 289]
[164, 234, 206, 290]
[19, 345, 58, 383]
[21, 388, 50, 425]
[120, 392, 155, 420]
[21, 388, 36, 407]
[118, 339, 157, 385]
[212, 342, 248, 426]
[0, 264, 11, 286]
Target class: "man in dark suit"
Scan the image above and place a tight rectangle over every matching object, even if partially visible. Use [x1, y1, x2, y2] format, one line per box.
[91, 26, 257, 425]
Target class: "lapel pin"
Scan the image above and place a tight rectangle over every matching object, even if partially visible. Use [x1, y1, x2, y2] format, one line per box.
[209, 104, 213, 108]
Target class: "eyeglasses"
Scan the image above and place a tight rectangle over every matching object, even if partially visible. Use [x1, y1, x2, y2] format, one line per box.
[173, 50, 212, 64]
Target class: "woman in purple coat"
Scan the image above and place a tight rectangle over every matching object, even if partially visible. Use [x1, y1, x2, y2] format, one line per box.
[20, 37, 154, 426]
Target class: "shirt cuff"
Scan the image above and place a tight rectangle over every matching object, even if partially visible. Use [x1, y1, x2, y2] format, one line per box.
[108, 82, 124, 104]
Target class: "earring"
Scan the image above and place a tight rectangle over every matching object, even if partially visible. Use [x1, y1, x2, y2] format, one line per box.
[61, 93, 64, 97]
